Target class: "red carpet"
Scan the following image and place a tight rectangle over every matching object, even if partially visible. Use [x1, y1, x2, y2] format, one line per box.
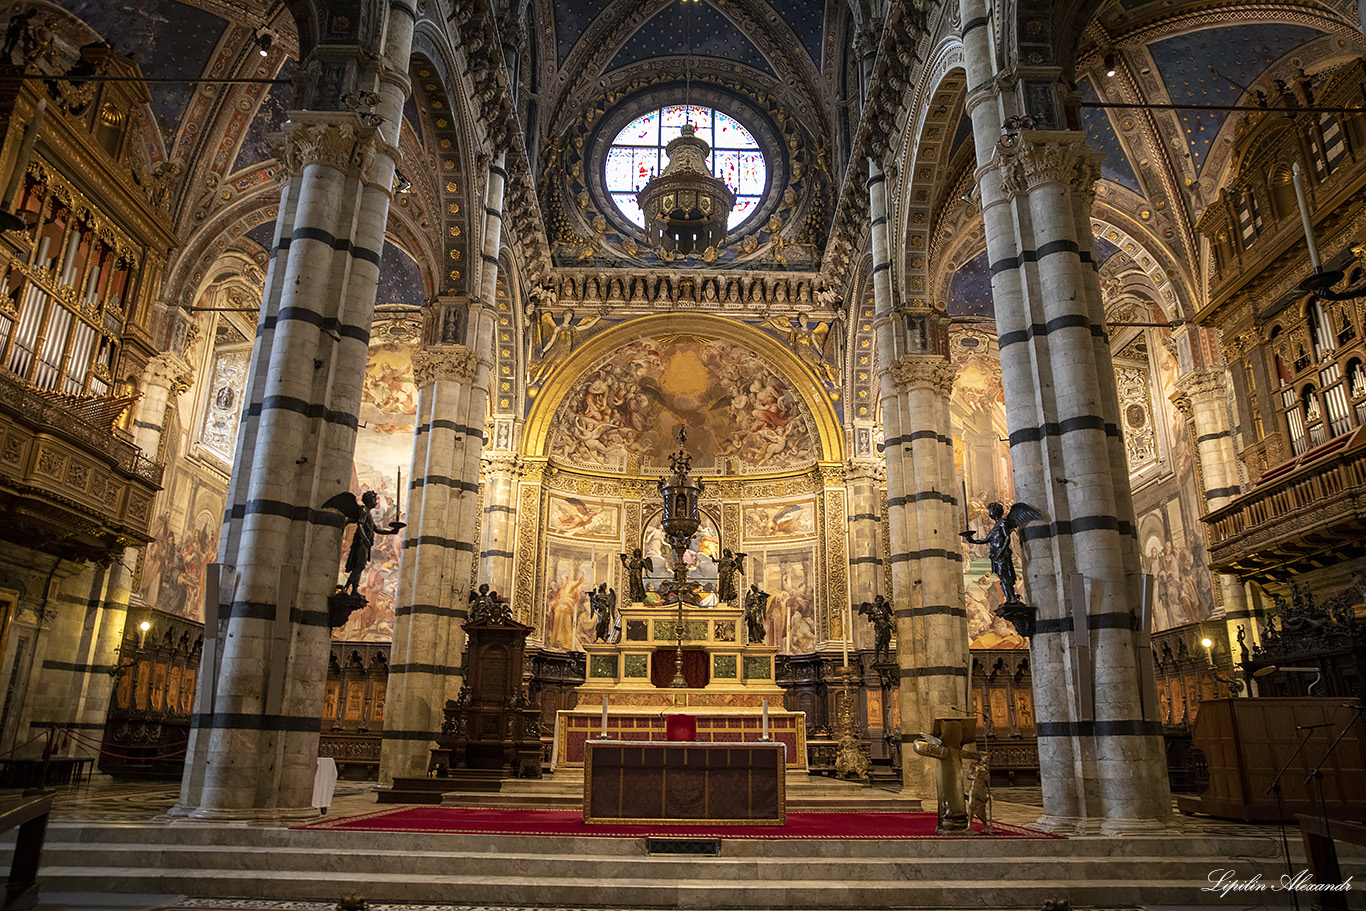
[297, 806, 1059, 839]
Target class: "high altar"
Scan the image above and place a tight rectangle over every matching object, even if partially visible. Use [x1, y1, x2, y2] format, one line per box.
[550, 432, 807, 771]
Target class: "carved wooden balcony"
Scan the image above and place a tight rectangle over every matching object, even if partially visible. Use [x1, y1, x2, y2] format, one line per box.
[0, 370, 162, 562]
[1204, 427, 1366, 582]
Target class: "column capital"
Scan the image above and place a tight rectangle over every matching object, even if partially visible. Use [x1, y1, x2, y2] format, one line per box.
[412, 346, 479, 387]
[844, 459, 886, 483]
[481, 453, 525, 478]
[143, 353, 194, 397]
[270, 113, 399, 186]
[995, 130, 1102, 198]
[887, 355, 956, 396]
[1171, 368, 1230, 408]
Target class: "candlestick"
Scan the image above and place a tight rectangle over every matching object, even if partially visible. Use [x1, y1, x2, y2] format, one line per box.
[1292, 162, 1321, 270]
[396, 466, 402, 521]
[601, 696, 608, 739]
[762, 698, 769, 740]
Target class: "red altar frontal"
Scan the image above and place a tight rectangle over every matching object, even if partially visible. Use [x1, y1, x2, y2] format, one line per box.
[554, 709, 807, 770]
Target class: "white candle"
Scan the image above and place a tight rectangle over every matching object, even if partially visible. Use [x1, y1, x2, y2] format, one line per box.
[601, 696, 608, 739]
[1292, 162, 1321, 270]
[762, 698, 769, 740]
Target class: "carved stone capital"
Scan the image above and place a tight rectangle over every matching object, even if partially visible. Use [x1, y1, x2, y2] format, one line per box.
[845, 459, 886, 484]
[143, 353, 194, 397]
[269, 114, 399, 186]
[412, 346, 479, 386]
[996, 131, 1102, 198]
[482, 454, 524, 478]
[887, 355, 956, 396]
[1172, 368, 1231, 408]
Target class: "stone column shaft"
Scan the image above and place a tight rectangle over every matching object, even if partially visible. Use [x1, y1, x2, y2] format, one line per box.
[961, 0, 1168, 834]
[178, 4, 413, 819]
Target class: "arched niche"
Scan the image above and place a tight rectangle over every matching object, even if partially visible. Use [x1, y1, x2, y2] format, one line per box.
[522, 315, 845, 470]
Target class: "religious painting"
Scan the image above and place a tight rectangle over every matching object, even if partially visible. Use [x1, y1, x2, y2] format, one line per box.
[334, 324, 419, 643]
[134, 660, 151, 711]
[548, 495, 621, 539]
[166, 666, 182, 716]
[548, 336, 818, 471]
[742, 502, 815, 539]
[371, 681, 387, 723]
[641, 509, 720, 603]
[180, 669, 196, 714]
[1134, 329, 1216, 631]
[115, 663, 133, 709]
[750, 548, 817, 654]
[323, 681, 339, 721]
[964, 557, 1025, 649]
[150, 663, 167, 712]
[344, 682, 365, 721]
[542, 540, 617, 651]
[138, 490, 222, 622]
[1014, 689, 1035, 733]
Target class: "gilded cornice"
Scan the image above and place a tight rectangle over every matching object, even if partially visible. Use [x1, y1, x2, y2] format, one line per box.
[412, 346, 478, 386]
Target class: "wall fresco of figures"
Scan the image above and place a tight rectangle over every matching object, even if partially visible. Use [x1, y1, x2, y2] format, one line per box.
[542, 494, 624, 652]
[137, 310, 237, 623]
[740, 497, 819, 654]
[1135, 329, 1216, 630]
[548, 337, 817, 471]
[331, 333, 420, 641]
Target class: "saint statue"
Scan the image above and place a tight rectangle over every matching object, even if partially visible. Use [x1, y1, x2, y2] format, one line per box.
[960, 501, 1042, 604]
[716, 547, 747, 604]
[619, 548, 649, 603]
[743, 584, 770, 645]
[589, 583, 618, 643]
[324, 490, 405, 596]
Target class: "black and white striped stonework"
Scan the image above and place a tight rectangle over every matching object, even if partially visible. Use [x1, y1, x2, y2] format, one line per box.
[867, 162, 970, 802]
[177, 114, 403, 821]
[960, 0, 1169, 833]
[381, 153, 506, 783]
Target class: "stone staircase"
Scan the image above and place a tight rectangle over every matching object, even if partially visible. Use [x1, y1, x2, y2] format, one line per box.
[25, 811, 1348, 908]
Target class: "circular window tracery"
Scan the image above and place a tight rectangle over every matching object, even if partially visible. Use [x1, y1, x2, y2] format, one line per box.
[603, 104, 768, 230]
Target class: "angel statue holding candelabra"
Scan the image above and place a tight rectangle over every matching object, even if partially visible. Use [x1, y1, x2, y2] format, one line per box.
[960, 501, 1042, 637]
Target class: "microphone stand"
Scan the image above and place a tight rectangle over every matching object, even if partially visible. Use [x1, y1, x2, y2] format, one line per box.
[1265, 723, 1330, 911]
[1301, 704, 1365, 898]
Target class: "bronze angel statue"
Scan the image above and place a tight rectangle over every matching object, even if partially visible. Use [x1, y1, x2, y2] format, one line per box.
[960, 501, 1043, 605]
[323, 490, 405, 596]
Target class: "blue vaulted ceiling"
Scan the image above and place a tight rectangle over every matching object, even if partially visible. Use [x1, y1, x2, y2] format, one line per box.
[606, 1, 774, 76]
[233, 58, 295, 173]
[61, 0, 229, 146]
[555, 0, 611, 66]
[1078, 77, 1142, 194]
[947, 250, 993, 318]
[765, 0, 825, 66]
[1148, 23, 1325, 172]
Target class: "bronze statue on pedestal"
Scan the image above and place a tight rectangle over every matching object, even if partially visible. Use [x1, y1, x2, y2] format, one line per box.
[960, 501, 1042, 637]
[717, 548, 747, 604]
[857, 595, 893, 664]
[743, 584, 770, 645]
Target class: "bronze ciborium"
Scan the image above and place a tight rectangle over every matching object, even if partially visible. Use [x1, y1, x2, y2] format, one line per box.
[657, 428, 702, 687]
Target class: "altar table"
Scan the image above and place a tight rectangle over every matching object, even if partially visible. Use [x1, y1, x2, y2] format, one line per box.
[583, 741, 786, 825]
[554, 709, 806, 770]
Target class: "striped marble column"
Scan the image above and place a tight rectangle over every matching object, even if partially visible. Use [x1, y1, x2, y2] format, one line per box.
[960, 0, 1168, 834]
[380, 346, 488, 780]
[1171, 367, 1255, 659]
[175, 22, 411, 815]
[479, 454, 521, 597]
[844, 459, 885, 626]
[869, 163, 968, 798]
[130, 354, 191, 456]
[381, 156, 504, 782]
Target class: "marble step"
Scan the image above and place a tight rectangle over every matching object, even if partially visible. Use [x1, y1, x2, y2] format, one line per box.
[32, 865, 1319, 909]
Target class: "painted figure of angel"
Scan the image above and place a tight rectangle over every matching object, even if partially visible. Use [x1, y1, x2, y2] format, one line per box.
[324, 490, 405, 596]
[960, 501, 1043, 604]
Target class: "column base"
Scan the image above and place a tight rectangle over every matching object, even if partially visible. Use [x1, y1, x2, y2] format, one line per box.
[1032, 813, 1096, 836]
[159, 803, 322, 825]
[1100, 814, 1179, 837]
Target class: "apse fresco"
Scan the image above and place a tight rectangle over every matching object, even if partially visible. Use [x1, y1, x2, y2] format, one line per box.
[542, 541, 618, 651]
[642, 509, 721, 603]
[751, 549, 818, 654]
[742, 503, 814, 538]
[549, 337, 816, 471]
[548, 495, 622, 540]
[332, 338, 418, 641]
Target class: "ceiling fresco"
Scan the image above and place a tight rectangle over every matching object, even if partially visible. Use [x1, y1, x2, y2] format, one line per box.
[1078, 76, 1142, 194]
[233, 57, 295, 174]
[1146, 23, 1326, 173]
[59, 0, 229, 146]
[606, 1, 774, 76]
[548, 336, 818, 472]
